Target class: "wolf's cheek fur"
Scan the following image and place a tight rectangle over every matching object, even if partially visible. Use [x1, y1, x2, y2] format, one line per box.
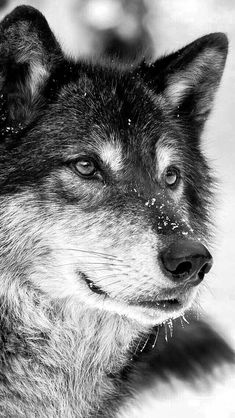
[0, 185, 197, 326]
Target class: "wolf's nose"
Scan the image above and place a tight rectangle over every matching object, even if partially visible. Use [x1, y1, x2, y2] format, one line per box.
[160, 239, 213, 285]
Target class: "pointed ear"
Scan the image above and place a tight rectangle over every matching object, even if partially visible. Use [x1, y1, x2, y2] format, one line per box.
[138, 33, 228, 131]
[0, 6, 62, 136]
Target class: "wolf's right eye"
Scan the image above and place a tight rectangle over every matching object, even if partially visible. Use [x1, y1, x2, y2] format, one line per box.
[73, 158, 97, 179]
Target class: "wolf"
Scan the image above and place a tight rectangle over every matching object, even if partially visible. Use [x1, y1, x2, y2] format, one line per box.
[0, 5, 233, 418]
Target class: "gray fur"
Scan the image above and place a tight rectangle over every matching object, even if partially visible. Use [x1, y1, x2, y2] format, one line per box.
[0, 5, 230, 418]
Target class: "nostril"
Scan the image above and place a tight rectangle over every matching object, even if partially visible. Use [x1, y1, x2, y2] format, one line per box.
[198, 262, 211, 281]
[167, 261, 192, 278]
[160, 239, 213, 283]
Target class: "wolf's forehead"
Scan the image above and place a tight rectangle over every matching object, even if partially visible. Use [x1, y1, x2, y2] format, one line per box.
[98, 140, 123, 172]
[155, 137, 178, 173]
[94, 134, 176, 175]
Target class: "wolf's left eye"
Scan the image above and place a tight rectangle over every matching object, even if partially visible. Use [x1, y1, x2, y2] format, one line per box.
[164, 167, 180, 188]
[73, 158, 97, 178]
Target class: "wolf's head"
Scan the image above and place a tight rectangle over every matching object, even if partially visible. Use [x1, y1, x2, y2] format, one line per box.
[0, 6, 228, 325]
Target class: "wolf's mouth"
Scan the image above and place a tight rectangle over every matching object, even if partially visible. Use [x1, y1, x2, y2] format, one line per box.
[81, 272, 182, 311]
[137, 298, 181, 311]
[83, 275, 108, 296]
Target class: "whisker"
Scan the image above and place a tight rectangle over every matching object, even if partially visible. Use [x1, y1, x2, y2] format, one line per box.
[80, 262, 124, 267]
[133, 338, 142, 356]
[55, 262, 125, 270]
[152, 327, 160, 349]
[182, 314, 189, 324]
[168, 319, 174, 337]
[94, 273, 129, 284]
[140, 335, 150, 352]
[52, 264, 120, 274]
[55, 263, 107, 268]
[114, 283, 135, 295]
[164, 323, 168, 342]
[53, 247, 121, 261]
[105, 279, 122, 287]
[94, 275, 123, 284]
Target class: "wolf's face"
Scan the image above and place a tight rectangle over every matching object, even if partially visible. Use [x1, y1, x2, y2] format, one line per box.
[0, 7, 227, 325]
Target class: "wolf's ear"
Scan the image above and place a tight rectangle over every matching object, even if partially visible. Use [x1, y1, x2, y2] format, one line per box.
[0, 6, 62, 134]
[138, 33, 228, 131]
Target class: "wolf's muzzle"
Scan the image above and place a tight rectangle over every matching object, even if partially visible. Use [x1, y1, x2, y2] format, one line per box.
[160, 239, 213, 286]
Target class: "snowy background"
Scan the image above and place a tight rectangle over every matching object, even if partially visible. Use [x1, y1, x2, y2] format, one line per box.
[1, 0, 235, 416]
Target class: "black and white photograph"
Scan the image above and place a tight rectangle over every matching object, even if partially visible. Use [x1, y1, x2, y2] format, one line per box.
[0, 1, 234, 417]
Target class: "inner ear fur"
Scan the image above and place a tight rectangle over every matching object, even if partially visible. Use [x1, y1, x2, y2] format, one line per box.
[0, 5, 62, 128]
[137, 33, 228, 130]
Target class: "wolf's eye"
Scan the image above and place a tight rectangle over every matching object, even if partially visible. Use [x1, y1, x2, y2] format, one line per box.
[164, 167, 180, 188]
[73, 158, 97, 178]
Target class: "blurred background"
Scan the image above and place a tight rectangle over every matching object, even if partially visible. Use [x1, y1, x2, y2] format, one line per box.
[1, 0, 235, 416]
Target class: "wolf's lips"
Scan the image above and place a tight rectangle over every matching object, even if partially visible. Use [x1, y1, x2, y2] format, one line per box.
[81, 272, 184, 312]
[136, 298, 182, 311]
[85, 278, 106, 296]
[81, 273, 108, 296]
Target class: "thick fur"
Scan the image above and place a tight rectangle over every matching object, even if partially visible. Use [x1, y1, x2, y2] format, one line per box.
[0, 5, 233, 418]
